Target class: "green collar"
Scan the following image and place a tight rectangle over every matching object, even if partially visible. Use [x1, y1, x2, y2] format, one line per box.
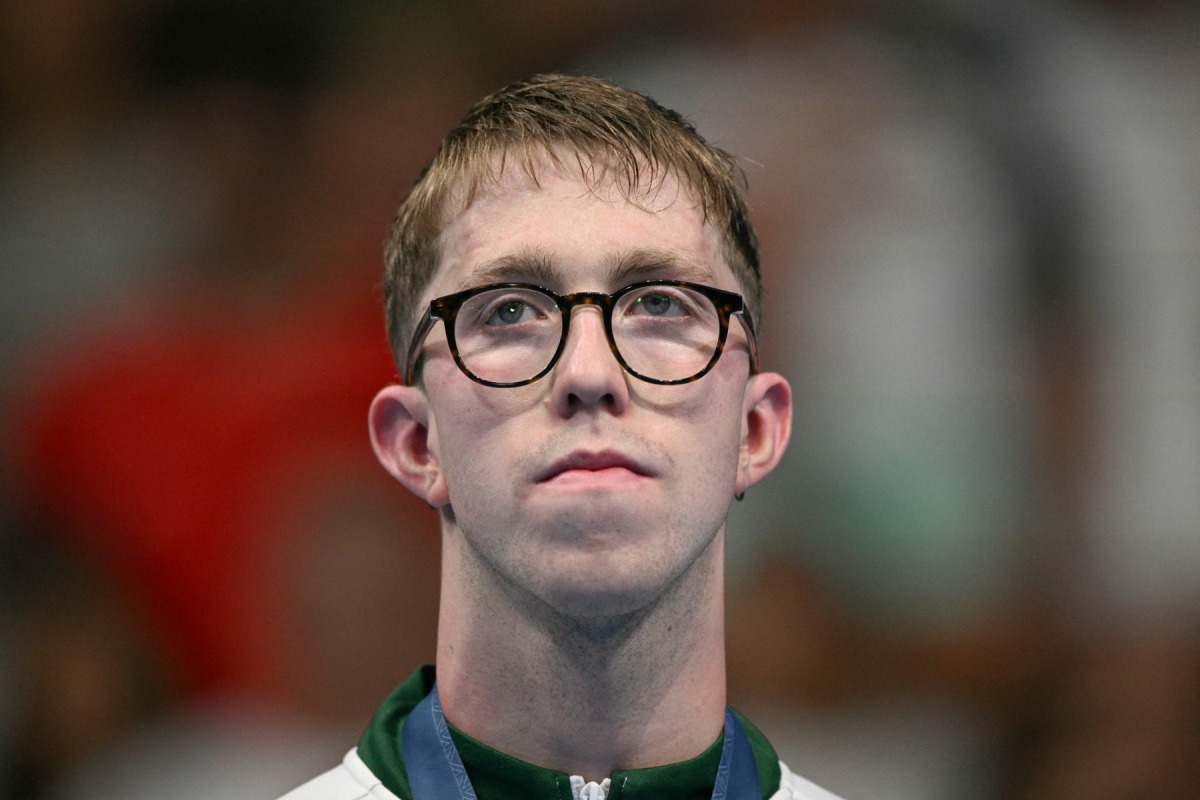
[358, 665, 781, 800]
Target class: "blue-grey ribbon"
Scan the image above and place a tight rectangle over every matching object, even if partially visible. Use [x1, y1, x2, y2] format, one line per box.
[711, 708, 760, 800]
[402, 683, 760, 800]
[402, 684, 478, 800]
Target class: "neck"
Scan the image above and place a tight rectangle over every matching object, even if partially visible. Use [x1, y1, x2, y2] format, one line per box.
[434, 529, 728, 781]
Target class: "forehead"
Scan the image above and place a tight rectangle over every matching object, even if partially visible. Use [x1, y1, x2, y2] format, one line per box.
[426, 154, 733, 298]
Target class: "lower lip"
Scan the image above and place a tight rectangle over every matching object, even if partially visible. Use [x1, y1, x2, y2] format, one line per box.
[542, 466, 646, 488]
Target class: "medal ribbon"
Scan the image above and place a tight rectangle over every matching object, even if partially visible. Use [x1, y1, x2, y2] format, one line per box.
[402, 683, 760, 800]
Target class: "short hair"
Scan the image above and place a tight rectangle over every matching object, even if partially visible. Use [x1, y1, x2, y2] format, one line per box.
[382, 73, 761, 375]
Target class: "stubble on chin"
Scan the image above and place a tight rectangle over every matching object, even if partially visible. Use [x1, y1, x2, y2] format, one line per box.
[452, 499, 724, 651]
[442, 414, 734, 640]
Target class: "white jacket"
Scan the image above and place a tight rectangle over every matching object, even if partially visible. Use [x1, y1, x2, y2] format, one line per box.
[278, 747, 844, 800]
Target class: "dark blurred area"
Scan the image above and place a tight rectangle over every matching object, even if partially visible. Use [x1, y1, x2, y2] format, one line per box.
[1, 1, 1197, 798]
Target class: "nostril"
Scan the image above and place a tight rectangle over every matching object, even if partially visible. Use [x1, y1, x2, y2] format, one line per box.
[566, 388, 617, 410]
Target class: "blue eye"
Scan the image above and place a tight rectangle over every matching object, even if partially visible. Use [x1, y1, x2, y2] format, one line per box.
[489, 299, 534, 325]
[638, 293, 674, 315]
[627, 288, 695, 319]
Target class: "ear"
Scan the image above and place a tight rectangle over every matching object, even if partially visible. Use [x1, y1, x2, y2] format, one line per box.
[735, 371, 792, 496]
[368, 384, 450, 508]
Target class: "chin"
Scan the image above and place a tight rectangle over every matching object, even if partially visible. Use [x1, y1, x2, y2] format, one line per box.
[528, 549, 707, 632]
[541, 579, 665, 622]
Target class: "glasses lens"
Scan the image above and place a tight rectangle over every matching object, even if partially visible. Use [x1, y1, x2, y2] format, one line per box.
[613, 284, 721, 382]
[455, 287, 561, 383]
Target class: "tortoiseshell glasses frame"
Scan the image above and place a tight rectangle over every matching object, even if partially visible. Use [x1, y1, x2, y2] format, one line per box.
[402, 279, 759, 388]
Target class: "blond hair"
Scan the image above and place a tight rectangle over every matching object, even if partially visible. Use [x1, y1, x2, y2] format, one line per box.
[383, 74, 761, 373]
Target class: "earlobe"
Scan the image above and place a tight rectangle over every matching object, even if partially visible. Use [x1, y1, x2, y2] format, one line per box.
[735, 372, 793, 496]
[368, 384, 450, 507]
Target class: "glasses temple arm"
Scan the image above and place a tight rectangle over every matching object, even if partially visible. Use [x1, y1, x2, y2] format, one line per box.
[734, 310, 760, 373]
[403, 313, 439, 385]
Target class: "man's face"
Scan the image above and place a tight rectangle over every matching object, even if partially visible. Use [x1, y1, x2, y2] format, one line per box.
[381, 158, 778, 620]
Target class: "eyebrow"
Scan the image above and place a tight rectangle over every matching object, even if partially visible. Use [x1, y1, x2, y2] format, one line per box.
[461, 246, 716, 291]
[608, 247, 716, 286]
[462, 249, 559, 288]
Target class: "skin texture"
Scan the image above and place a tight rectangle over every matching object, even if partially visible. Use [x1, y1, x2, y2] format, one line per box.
[369, 157, 791, 779]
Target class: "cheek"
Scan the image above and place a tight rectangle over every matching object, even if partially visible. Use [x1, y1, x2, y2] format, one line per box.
[654, 383, 745, 483]
[427, 379, 542, 497]
[696, 418, 743, 486]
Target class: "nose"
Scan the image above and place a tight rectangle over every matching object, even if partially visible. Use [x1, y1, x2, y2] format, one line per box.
[548, 304, 630, 415]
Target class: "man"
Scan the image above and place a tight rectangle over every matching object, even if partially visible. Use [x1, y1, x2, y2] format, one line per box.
[281, 74, 842, 800]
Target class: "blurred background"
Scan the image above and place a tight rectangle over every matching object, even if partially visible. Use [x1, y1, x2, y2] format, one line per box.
[0, 0, 1196, 798]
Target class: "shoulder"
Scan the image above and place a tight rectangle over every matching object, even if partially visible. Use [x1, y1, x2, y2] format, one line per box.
[770, 760, 845, 800]
[276, 749, 402, 800]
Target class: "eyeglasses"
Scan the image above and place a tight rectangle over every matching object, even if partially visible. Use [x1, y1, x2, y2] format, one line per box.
[403, 279, 759, 387]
